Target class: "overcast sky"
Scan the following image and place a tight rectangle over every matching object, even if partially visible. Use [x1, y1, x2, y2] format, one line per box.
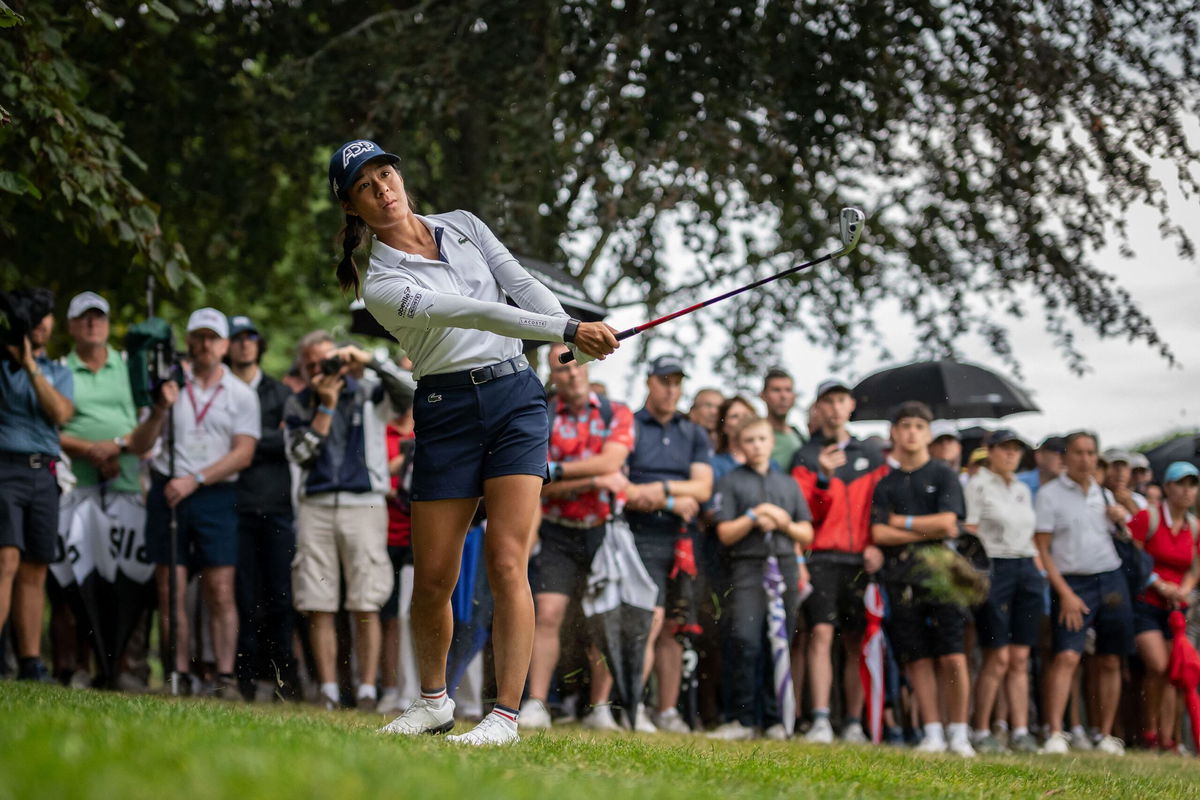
[582, 162, 1200, 450]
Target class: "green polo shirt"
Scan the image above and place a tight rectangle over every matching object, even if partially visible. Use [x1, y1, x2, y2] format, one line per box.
[62, 346, 141, 493]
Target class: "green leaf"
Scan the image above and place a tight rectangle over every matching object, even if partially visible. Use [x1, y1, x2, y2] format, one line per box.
[0, 171, 41, 199]
[147, 1, 179, 24]
[0, 1, 24, 28]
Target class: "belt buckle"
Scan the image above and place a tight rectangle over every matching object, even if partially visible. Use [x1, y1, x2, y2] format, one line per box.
[470, 367, 489, 385]
[28, 453, 43, 469]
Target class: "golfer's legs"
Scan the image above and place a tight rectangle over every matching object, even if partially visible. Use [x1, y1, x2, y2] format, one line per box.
[482, 473, 541, 711]
[410, 497, 476, 692]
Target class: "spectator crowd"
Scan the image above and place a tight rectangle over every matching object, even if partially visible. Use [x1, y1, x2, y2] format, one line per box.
[2, 287, 1200, 759]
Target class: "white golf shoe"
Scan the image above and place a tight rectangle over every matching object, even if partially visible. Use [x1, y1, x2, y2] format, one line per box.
[634, 706, 658, 734]
[581, 705, 621, 731]
[841, 722, 868, 744]
[379, 696, 456, 735]
[447, 711, 520, 746]
[706, 721, 756, 741]
[1040, 732, 1071, 755]
[804, 717, 834, 744]
[654, 707, 692, 734]
[518, 698, 552, 729]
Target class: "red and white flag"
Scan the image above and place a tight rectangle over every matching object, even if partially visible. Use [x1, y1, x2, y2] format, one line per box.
[859, 581, 886, 744]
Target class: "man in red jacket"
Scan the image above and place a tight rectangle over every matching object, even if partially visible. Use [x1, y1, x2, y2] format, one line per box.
[790, 379, 888, 743]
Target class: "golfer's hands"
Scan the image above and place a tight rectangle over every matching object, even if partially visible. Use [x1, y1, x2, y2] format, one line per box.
[1057, 589, 1090, 631]
[818, 444, 847, 478]
[572, 322, 619, 361]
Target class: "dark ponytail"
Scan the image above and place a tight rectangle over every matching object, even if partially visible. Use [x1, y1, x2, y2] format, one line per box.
[336, 214, 370, 297]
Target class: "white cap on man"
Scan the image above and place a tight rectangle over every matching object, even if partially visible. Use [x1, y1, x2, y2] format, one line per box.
[186, 307, 229, 339]
[67, 291, 110, 320]
[930, 420, 960, 441]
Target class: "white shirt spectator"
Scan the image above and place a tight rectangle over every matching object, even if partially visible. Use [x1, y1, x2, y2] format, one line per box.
[965, 467, 1037, 559]
[151, 365, 261, 481]
[363, 210, 570, 379]
[1034, 473, 1121, 576]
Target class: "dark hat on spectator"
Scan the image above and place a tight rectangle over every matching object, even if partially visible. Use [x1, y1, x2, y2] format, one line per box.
[648, 355, 687, 377]
[815, 378, 852, 399]
[988, 429, 1028, 449]
[229, 315, 258, 338]
[67, 291, 110, 320]
[1037, 435, 1066, 454]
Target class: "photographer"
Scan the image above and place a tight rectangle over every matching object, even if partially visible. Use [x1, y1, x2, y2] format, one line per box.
[139, 308, 260, 699]
[0, 289, 73, 682]
[284, 331, 414, 711]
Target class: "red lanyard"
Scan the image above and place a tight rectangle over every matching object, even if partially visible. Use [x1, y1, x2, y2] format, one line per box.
[186, 381, 223, 428]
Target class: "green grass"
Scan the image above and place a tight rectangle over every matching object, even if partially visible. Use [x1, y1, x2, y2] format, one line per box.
[1, 683, 1197, 800]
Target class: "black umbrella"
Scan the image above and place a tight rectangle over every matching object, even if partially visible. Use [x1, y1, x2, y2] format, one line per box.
[1143, 434, 1200, 485]
[851, 359, 1039, 421]
[348, 252, 607, 350]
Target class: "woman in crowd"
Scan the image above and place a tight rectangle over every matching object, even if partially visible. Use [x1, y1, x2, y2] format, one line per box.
[1128, 461, 1200, 751]
[963, 430, 1044, 754]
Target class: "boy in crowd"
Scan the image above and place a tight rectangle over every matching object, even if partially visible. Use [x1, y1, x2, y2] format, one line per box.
[790, 378, 887, 744]
[709, 417, 813, 739]
[871, 402, 974, 757]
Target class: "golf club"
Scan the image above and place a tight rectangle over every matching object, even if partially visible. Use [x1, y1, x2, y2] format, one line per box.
[559, 207, 866, 364]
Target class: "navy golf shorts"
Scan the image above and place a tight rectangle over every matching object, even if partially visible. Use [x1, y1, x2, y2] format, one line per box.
[410, 364, 549, 502]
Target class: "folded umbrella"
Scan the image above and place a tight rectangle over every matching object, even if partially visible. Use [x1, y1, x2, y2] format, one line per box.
[859, 581, 887, 744]
[583, 513, 656, 728]
[762, 533, 795, 736]
[1168, 610, 1200, 755]
[668, 530, 702, 731]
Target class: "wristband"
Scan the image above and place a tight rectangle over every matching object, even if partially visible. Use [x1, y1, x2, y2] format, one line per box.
[193, 472, 206, 486]
[563, 318, 581, 344]
[662, 480, 672, 497]
[317, 405, 335, 417]
[745, 509, 757, 524]
[905, 515, 914, 531]
[548, 461, 564, 482]
[796, 554, 806, 565]
[666, 496, 675, 512]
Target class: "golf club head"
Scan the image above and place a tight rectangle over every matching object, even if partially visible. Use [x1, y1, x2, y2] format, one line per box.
[839, 207, 865, 253]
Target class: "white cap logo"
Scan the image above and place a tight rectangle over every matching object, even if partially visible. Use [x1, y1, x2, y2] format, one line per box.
[342, 140, 376, 168]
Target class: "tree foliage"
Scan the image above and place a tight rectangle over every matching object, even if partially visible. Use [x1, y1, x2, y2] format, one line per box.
[2, 0, 1197, 379]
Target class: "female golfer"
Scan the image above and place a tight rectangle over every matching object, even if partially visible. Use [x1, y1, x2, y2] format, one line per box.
[328, 139, 618, 745]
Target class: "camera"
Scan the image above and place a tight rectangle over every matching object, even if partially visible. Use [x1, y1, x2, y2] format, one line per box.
[318, 356, 344, 376]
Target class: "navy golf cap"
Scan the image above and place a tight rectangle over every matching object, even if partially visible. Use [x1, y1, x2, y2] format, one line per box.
[648, 355, 687, 377]
[988, 429, 1028, 449]
[228, 315, 258, 338]
[329, 139, 400, 197]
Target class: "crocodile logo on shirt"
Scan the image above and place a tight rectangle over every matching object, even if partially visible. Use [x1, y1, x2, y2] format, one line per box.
[457, 236, 469, 244]
[427, 393, 443, 403]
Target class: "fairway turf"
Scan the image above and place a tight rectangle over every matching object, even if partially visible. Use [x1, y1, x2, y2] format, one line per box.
[1, 683, 1196, 799]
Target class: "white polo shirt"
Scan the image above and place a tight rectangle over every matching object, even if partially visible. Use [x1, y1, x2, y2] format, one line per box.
[965, 467, 1037, 559]
[1034, 473, 1121, 576]
[363, 210, 570, 380]
[151, 365, 261, 481]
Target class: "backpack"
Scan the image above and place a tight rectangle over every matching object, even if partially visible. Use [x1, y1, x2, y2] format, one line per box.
[1145, 503, 1200, 546]
[1105, 489, 1155, 597]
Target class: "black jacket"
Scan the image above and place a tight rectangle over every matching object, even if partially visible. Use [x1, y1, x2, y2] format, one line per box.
[236, 371, 294, 517]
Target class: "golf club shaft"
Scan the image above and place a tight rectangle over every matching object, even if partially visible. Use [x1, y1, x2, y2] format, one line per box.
[559, 246, 842, 364]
